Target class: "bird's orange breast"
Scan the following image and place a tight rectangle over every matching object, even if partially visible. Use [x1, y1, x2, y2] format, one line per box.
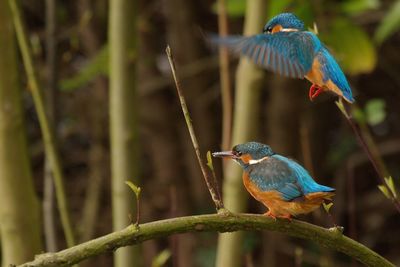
[305, 57, 344, 98]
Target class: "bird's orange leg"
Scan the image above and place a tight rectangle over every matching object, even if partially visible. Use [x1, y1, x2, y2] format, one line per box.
[264, 210, 277, 220]
[309, 84, 323, 101]
[278, 214, 292, 222]
[263, 211, 292, 221]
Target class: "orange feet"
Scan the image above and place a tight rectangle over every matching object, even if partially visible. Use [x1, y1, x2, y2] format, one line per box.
[309, 84, 323, 101]
[263, 211, 292, 221]
[279, 214, 292, 222]
[264, 210, 276, 220]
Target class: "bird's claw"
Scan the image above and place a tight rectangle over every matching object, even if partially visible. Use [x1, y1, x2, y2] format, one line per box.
[309, 84, 323, 101]
[264, 211, 292, 221]
[264, 211, 277, 220]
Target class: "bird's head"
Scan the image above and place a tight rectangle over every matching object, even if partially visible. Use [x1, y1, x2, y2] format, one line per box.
[263, 13, 305, 34]
[212, 142, 275, 168]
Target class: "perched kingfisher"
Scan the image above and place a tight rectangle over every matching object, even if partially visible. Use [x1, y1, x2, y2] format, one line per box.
[213, 142, 335, 219]
[211, 13, 355, 103]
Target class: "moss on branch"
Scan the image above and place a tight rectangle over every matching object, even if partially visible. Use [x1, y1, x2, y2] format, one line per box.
[18, 213, 394, 267]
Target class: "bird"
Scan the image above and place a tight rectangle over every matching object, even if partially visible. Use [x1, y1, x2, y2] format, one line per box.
[212, 141, 335, 219]
[210, 13, 355, 103]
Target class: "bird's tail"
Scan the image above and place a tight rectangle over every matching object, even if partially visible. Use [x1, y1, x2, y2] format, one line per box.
[305, 191, 335, 204]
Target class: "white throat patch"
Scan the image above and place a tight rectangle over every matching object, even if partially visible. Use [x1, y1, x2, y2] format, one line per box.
[280, 28, 299, 32]
[248, 156, 269, 165]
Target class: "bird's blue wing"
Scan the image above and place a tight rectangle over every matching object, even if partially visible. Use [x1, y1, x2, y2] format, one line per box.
[247, 157, 304, 201]
[272, 155, 335, 194]
[318, 48, 355, 103]
[247, 155, 335, 201]
[210, 32, 317, 79]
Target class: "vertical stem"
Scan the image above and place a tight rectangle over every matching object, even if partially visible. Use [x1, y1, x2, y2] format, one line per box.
[8, 0, 76, 247]
[166, 46, 224, 210]
[109, 0, 140, 266]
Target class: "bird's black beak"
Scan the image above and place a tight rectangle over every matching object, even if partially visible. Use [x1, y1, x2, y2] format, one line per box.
[212, 151, 235, 158]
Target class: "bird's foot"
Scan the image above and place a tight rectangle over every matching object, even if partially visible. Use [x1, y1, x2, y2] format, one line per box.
[279, 214, 292, 222]
[264, 211, 292, 221]
[309, 84, 323, 101]
[264, 211, 277, 220]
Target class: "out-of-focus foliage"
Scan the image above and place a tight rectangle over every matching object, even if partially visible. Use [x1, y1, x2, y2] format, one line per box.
[365, 98, 386, 126]
[61, 44, 108, 91]
[321, 18, 377, 75]
[347, 98, 387, 127]
[341, 0, 380, 15]
[211, 0, 246, 17]
[267, 0, 292, 18]
[195, 246, 216, 267]
[151, 249, 171, 267]
[375, 0, 400, 44]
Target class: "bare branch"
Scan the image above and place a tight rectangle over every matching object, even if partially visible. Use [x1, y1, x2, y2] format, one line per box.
[17, 213, 394, 267]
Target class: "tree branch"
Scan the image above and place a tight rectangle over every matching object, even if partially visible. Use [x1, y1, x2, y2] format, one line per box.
[17, 213, 394, 267]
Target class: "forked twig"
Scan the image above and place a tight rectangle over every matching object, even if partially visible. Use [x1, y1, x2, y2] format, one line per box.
[166, 46, 224, 210]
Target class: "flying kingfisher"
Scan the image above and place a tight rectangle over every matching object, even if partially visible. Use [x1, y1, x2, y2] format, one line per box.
[211, 13, 355, 103]
[213, 142, 335, 219]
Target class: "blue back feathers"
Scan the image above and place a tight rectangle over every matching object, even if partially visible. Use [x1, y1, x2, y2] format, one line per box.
[273, 155, 335, 195]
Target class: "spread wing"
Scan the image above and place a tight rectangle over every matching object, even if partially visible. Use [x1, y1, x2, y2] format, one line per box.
[210, 32, 316, 79]
[246, 156, 304, 201]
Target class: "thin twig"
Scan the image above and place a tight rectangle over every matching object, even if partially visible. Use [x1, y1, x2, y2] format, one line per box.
[217, 0, 232, 152]
[8, 0, 76, 246]
[17, 213, 394, 267]
[165, 45, 224, 210]
[337, 100, 400, 213]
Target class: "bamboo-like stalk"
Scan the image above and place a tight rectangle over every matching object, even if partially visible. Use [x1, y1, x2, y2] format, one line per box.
[108, 0, 139, 266]
[216, 1, 267, 266]
[8, 0, 75, 247]
[0, 1, 42, 264]
[17, 213, 394, 267]
[43, 0, 58, 252]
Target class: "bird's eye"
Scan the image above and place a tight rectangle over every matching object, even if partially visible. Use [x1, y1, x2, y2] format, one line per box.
[235, 151, 242, 157]
[264, 26, 272, 33]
